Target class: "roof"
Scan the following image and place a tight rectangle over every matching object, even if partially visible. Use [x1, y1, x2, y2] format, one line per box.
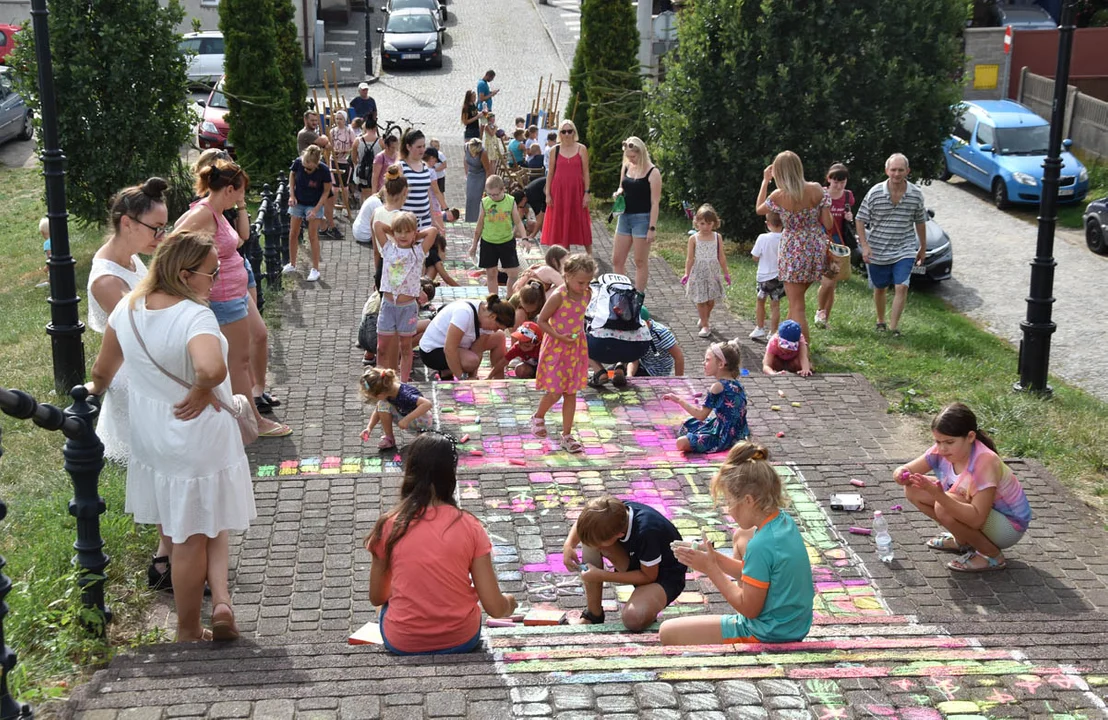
[964, 100, 1048, 128]
[181, 31, 223, 39]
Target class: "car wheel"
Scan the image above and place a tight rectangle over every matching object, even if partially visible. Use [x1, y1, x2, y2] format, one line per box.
[939, 157, 951, 182]
[992, 178, 1010, 210]
[17, 112, 32, 141]
[1087, 218, 1108, 255]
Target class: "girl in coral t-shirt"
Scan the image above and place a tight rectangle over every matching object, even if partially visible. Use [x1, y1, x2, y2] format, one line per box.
[367, 433, 516, 654]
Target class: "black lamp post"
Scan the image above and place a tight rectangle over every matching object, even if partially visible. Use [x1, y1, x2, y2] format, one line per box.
[364, 3, 374, 78]
[1015, 0, 1077, 396]
[31, 0, 85, 395]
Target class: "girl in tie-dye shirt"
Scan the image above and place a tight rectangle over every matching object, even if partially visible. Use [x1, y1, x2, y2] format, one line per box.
[894, 403, 1031, 574]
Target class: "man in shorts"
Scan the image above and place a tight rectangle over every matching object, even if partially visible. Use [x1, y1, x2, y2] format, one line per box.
[856, 153, 927, 335]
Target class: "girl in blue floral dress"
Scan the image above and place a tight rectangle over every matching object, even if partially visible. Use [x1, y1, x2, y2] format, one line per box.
[663, 341, 750, 453]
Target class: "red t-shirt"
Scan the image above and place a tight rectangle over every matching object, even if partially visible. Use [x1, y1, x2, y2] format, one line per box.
[505, 341, 540, 366]
[370, 506, 491, 652]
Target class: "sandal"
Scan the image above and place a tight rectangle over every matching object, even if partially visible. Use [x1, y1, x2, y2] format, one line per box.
[611, 365, 628, 389]
[211, 603, 240, 641]
[926, 532, 972, 554]
[530, 415, 548, 438]
[948, 550, 1007, 573]
[378, 436, 396, 450]
[588, 369, 608, 389]
[573, 608, 605, 625]
[261, 392, 281, 407]
[560, 434, 584, 454]
[147, 555, 172, 592]
[875, 322, 888, 332]
[258, 422, 293, 438]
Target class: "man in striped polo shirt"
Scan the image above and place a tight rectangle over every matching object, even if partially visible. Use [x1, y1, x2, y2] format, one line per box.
[855, 154, 927, 335]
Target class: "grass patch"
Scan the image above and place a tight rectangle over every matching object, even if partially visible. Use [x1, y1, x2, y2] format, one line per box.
[0, 164, 281, 705]
[648, 206, 1108, 520]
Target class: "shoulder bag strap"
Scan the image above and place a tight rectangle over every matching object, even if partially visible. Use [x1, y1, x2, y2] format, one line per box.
[128, 302, 233, 413]
[471, 301, 481, 340]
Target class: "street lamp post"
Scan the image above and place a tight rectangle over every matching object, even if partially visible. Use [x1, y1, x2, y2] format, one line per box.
[31, 0, 85, 395]
[1015, 0, 1077, 396]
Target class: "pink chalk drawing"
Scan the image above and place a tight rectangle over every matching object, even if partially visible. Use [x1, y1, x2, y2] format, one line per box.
[898, 710, 942, 720]
[1015, 675, 1044, 694]
[862, 707, 897, 717]
[816, 707, 848, 719]
[927, 677, 960, 701]
[1046, 673, 1080, 689]
[987, 688, 1017, 704]
[522, 552, 573, 575]
[890, 678, 916, 692]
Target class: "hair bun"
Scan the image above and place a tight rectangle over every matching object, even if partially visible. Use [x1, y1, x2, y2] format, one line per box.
[142, 177, 169, 199]
[385, 164, 402, 180]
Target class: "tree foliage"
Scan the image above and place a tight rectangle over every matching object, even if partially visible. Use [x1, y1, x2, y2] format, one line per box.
[649, 0, 967, 239]
[221, 0, 296, 186]
[8, 0, 193, 225]
[274, 0, 308, 130]
[572, 0, 645, 196]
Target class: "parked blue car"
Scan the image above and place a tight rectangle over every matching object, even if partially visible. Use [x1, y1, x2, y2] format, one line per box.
[941, 100, 1089, 209]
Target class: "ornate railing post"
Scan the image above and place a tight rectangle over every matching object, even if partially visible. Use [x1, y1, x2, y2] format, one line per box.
[259, 184, 281, 288]
[0, 435, 34, 720]
[63, 386, 110, 632]
[277, 174, 291, 267]
[246, 220, 264, 314]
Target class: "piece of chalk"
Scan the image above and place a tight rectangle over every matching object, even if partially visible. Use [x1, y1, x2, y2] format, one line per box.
[778, 389, 786, 397]
[360, 430, 370, 442]
[509, 458, 527, 466]
[849, 527, 872, 535]
[890, 504, 903, 512]
[850, 479, 866, 487]
[393, 454, 402, 462]
[693, 392, 703, 398]
[741, 368, 750, 376]
[470, 450, 484, 456]
[441, 406, 454, 413]
[580, 563, 589, 572]
[791, 402, 801, 407]
[776, 431, 785, 438]
[486, 618, 516, 628]
[900, 470, 910, 480]
[770, 405, 781, 411]
[458, 434, 470, 444]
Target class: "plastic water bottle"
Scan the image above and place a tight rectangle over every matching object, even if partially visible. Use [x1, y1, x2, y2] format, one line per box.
[873, 511, 894, 563]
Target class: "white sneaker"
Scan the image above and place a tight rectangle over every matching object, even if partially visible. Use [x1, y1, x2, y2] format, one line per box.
[698, 327, 712, 338]
[282, 263, 297, 275]
[306, 268, 321, 282]
[814, 310, 828, 328]
[749, 326, 767, 340]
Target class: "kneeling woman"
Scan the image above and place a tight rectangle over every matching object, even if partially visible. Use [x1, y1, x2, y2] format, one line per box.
[417, 295, 515, 380]
[895, 402, 1031, 573]
[367, 433, 517, 654]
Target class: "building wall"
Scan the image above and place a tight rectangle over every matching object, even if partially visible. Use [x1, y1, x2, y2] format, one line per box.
[963, 28, 1009, 101]
[0, 0, 30, 25]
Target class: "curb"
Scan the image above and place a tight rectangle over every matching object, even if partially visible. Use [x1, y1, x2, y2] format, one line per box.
[527, 0, 571, 73]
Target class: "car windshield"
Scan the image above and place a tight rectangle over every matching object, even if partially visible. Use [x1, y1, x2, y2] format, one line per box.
[387, 13, 436, 33]
[393, 0, 434, 9]
[209, 88, 229, 109]
[994, 126, 1050, 156]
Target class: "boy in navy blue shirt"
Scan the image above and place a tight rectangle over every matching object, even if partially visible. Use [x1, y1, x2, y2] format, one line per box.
[562, 496, 687, 631]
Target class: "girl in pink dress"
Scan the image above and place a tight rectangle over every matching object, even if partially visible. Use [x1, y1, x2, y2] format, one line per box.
[532, 254, 597, 453]
[541, 120, 593, 254]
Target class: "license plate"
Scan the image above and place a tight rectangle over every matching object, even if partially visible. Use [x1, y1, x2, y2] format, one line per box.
[401, 53, 419, 60]
[911, 264, 926, 275]
[1060, 187, 1074, 196]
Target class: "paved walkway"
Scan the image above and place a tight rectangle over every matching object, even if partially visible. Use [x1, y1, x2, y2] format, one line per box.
[63, 168, 1108, 718]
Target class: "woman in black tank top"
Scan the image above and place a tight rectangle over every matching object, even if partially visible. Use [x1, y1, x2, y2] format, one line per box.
[611, 136, 662, 292]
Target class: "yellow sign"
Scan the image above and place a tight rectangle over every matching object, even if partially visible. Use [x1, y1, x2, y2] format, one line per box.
[974, 64, 999, 90]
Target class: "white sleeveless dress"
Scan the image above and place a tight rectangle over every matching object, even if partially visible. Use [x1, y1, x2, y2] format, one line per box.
[87, 256, 147, 463]
[108, 296, 255, 543]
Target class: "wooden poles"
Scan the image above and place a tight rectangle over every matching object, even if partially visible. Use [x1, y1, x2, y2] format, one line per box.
[531, 75, 568, 128]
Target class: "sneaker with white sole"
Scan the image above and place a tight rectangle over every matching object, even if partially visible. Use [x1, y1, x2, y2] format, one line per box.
[814, 310, 828, 328]
[306, 268, 321, 282]
[749, 326, 767, 340]
[282, 263, 297, 275]
[698, 327, 712, 338]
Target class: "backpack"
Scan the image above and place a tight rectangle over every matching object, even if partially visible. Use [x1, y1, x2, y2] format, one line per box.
[586, 273, 645, 332]
[354, 137, 375, 186]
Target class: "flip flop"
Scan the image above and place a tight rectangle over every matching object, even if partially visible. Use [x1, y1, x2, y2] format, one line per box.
[926, 532, 972, 554]
[258, 423, 293, 438]
[948, 550, 1007, 573]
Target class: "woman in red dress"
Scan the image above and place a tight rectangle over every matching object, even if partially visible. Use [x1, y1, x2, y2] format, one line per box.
[541, 120, 593, 255]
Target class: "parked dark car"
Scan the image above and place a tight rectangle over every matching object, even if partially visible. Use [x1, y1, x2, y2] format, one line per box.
[851, 209, 953, 283]
[988, 3, 1057, 29]
[1084, 196, 1108, 255]
[0, 66, 33, 145]
[378, 8, 442, 69]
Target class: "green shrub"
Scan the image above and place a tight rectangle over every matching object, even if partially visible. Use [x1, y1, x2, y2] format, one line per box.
[649, 0, 967, 238]
[8, 0, 193, 225]
[275, 0, 309, 135]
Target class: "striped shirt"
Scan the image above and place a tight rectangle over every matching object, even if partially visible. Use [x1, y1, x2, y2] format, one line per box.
[639, 322, 678, 376]
[925, 440, 1033, 532]
[856, 180, 927, 264]
[400, 160, 434, 230]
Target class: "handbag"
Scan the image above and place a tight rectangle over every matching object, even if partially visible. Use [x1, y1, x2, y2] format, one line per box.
[128, 304, 259, 445]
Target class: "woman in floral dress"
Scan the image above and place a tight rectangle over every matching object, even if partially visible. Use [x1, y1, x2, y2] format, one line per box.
[755, 151, 835, 341]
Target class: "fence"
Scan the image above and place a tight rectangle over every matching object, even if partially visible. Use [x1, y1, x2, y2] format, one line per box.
[1018, 68, 1108, 160]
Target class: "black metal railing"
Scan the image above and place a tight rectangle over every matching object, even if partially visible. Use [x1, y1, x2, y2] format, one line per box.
[0, 385, 110, 718]
[276, 174, 291, 268]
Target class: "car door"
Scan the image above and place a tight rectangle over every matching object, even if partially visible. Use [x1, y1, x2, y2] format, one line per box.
[969, 121, 998, 189]
[0, 73, 18, 142]
[199, 36, 223, 82]
[949, 112, 989, 190]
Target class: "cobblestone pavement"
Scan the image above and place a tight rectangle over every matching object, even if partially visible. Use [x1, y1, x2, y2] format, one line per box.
[62, 3, 1108, 719]
[923, 177, 1108, 401]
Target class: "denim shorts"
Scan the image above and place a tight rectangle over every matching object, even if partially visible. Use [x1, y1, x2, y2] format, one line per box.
[378, 603, 482, 656]
[244, 256, 256, 289]
[616, 212, 651, 238]
[586, 335, 651, 365]
[210, 293, 250, 326]
[867, 257, 915, 290]
[376, 297, 419, 336]
[289, 203, 324, 219]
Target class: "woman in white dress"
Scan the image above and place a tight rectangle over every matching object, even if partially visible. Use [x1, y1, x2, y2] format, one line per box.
[88, 230, 256, 642]
[88, 177, 174, 593]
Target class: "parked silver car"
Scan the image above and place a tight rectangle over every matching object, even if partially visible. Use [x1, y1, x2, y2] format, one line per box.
[179, 31, 225, 85]
[0, 66, 32, 145]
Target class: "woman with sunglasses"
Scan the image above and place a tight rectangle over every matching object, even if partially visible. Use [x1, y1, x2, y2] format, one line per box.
[175, 158, 292, 439]
[815, 163, 855, 328]
[541, 120, 593, 255]
[88, 230, 256, 642]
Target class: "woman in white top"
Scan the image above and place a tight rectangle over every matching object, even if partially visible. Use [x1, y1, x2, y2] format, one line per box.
[87, 178, 173, 593]
[88, 230, 255, 643]
[417, 296, 515, 380]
